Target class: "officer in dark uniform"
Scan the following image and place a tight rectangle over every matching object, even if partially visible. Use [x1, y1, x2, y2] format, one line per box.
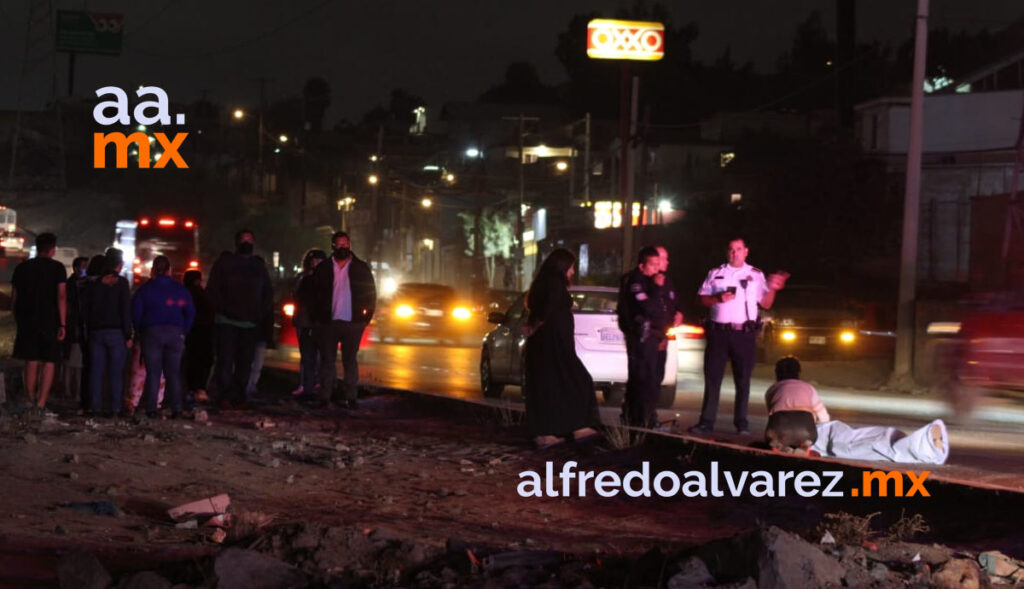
[688, 238, 788, 435]
[654, 245, 684, 386]
[617, 246, 672, 428]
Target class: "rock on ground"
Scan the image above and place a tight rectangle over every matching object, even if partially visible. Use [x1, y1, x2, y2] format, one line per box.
[56, 551, 112, 589]
[214, 548, 307, 589]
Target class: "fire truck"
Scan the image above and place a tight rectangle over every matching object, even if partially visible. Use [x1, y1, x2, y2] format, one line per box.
[113, 216, 201, 282]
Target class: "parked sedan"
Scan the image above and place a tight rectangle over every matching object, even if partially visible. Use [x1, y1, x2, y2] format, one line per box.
[479, 286, 680, 408]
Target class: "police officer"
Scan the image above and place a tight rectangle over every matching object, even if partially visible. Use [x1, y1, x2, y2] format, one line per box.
[617, 246, 672, 428]
[688, 238, 788, 435]
[654, 245, 684, 387]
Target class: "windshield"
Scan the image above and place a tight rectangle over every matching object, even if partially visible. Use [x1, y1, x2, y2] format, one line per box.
[570, 290, 618, 314]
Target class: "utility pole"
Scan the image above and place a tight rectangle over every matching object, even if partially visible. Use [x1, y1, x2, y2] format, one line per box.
[502, 114, 539, 290]
[893, 0, 929, 381]
[252, 77, 273, 197]
[621, 71, 639, 273]
[584, 112, 591, 206]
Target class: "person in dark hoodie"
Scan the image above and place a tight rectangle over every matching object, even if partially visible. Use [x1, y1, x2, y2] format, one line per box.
[183, 269, 214, 405]
[132, 256, 195, 419]
[303, 231, 375, 409]
[204, 229, 273, 409]
[291, 248, 327, 399]
[83, 248, 132, 417]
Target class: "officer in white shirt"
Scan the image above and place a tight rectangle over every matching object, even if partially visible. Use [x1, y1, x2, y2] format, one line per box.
[688, 238, 788, 435]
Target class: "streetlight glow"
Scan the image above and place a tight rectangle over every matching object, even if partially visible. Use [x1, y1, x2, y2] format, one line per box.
[368, 174, 379, 185]
[445, 173, 455, 183]
[555, 161, 568, 172]
[233, 109, 244, 119]
[421, 198, 433, 209]
[278, 134, 289, 143]
[465, 147, 480, 158]
[658, 200, 672, 213]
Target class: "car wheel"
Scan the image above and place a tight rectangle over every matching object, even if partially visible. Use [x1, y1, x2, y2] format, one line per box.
[657, 384, 676, 409]
[603, 384, 625, 406]
[480, 351, 504, 398]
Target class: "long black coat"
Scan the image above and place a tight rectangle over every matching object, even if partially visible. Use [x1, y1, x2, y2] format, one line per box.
[522, 276, 598, 437]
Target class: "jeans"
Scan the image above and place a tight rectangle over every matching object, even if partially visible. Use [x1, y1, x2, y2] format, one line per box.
[297, 326, 320, 395]
[88, 329, 128, 413]
[214, 324, 258, 405]
[246, 341, 267, 397]
[314, 320, 365, 402]
[142, 325, 185, 413]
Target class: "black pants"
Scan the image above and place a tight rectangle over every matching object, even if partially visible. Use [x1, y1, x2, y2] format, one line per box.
[314, 320, 366, 402]
[698, 327, 756, 430]
[765, 411, 818, 448]
[214, 324, 258, 404]
[624, 335, 661, 428]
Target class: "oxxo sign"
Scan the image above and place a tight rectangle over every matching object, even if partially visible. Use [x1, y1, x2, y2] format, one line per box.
[586, 19, 665, 62]
[92, 86, 189, 169]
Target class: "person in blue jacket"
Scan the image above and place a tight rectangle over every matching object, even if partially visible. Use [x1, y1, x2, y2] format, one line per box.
[132, 256, 195, 418]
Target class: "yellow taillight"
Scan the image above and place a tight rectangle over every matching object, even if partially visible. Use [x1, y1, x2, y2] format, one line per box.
[452, 307, 472, 321]
[840, 331, 855, 344]
[283, 303, 295, 317]
[781, 330, 797, 342]
[395, 304, 415, 318]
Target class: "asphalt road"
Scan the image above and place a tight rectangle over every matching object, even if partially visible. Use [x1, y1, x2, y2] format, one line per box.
[264, 339, 1024, 462]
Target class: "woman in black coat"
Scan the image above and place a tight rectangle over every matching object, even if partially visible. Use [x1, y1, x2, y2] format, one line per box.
[522, 248, 600, 450]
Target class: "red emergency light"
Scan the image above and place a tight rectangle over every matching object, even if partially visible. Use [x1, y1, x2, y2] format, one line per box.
[158, 218, 176, 227]
[184, 221, 195, 229]
[188, 260, 199, 268]
[139, 218, 150, 226]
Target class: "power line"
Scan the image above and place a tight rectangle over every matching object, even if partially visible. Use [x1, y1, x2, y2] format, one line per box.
[127, 0, 339, 60]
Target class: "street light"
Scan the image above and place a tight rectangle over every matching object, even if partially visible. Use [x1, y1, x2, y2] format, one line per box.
[421, 197, 433, 209]
[233, 109, 244, 120]
[555, 161, 569, 172]
[445, 173, 455, 184]
[368, 174, 379, 185]
[465, 147, 480, 158]
[278, 134, 289, 143]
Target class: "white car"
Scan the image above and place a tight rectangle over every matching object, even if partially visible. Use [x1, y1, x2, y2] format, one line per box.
[479, 286, 679, 408]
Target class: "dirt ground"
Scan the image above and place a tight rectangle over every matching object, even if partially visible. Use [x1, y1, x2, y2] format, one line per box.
[2, 367, 1024, 588]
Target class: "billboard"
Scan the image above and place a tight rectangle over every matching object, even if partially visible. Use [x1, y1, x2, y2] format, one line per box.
[586, 19, 665, 62]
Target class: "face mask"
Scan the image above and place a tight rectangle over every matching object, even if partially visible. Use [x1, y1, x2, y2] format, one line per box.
[237, 242, 254, 255]
[332, 247, 351, 261]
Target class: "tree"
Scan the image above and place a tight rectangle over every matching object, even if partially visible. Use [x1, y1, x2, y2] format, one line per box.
[479, 62, 559, 104]
[459, 208, 516, 286]
[303, 77, 331, 132]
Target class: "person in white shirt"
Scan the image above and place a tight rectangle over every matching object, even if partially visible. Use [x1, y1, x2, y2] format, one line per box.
[688, 238, 789, 435]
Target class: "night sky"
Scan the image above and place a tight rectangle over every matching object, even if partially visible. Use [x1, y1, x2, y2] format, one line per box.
[1, 0, 1021, 125]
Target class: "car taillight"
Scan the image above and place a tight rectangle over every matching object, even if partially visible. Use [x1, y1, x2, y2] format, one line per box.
[184, 220, 195, 228]
[283, 303, 295, 317]
[670, 324, 705, 340]
[158, 218, 175, 227]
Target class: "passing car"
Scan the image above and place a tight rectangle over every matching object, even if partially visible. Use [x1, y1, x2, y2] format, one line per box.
[376, 283, 485, 346]
[479, 286, 681, 408]
[759, 285, 862, 360]
[925, 292, 1024, 413]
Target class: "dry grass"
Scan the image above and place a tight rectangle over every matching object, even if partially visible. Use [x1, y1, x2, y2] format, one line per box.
[885, 510, 930, 542]
[602, 424, 646, 450]
[817, 511, 880, 545]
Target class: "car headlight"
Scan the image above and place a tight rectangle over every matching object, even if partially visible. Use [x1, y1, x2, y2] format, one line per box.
[781, 330, 797, 342]
[452, 307, 472, 321]
[282, 303, 295, 317]
[840, 330, 856, 344]
[395, 304, 415, 318]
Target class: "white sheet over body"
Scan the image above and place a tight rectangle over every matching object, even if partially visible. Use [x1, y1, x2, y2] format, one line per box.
[811, 419, 949, 465]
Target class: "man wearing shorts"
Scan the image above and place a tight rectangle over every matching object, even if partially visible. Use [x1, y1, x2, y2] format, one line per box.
[11, 233, 67, 410]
